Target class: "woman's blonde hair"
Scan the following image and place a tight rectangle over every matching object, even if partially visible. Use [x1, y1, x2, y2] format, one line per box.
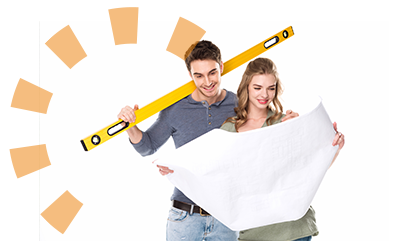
[225, 57, 284, 131]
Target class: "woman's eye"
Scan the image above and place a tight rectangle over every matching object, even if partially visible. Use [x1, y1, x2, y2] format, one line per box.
[254, 88, 261, 90]
[270, 88, 275, 91]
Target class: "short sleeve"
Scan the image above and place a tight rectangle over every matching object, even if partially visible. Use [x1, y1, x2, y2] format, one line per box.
[220, 121, 237, 132]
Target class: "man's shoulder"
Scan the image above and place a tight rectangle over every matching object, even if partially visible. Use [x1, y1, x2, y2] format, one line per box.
[160, 95, 193, 116]
[223, 90, 238, 106]
[225, 89, 237, 98]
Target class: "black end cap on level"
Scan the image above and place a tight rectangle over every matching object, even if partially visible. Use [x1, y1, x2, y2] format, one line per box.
[80, 140, 88, 151]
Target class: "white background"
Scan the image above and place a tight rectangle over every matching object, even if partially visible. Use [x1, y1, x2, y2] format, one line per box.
[1, 0, 399, 249]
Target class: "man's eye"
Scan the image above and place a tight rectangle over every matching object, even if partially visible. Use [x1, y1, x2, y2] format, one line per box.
[196, 75, 202, 78]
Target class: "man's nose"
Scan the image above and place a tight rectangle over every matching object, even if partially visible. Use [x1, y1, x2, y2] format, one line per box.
[204, 76, 212, 86]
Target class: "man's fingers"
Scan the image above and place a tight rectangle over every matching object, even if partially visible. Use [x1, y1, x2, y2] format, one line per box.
[125, 110, 136, 123]
[160, 166, 174, 173]
[156, 164, 174, 174]
[117, 105, 139, 123]
[159, 169, 174, 175]
[157, 165, 167, 170]
[121, 114, 128, 122]
[128, 113, 135, 123]
[159, 168, 168, 176]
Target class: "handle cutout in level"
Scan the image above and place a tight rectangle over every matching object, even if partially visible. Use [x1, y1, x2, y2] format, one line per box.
[264, 36, 279, 49]
[107, 120, 129, 136]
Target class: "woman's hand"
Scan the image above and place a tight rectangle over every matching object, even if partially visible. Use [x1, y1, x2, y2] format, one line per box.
[332, 122, 345, 149]
[281, 110, 299, 122]
[329, 122, 345, 168]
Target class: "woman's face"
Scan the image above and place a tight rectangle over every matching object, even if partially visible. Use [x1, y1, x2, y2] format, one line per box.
[247, 73, 276, 112]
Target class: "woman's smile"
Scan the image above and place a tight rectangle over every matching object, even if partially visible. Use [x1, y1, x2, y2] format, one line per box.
[257, 99, 268, 104]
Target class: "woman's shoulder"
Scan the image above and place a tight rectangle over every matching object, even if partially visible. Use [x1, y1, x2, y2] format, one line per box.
[220, 117, 238, 132]
[264, 110, 285, 127]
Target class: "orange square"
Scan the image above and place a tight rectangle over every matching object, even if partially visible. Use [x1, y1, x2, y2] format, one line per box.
[166, 17, 206, 60]
[41, 191, 83, 234]
[45, 25, 87, 69]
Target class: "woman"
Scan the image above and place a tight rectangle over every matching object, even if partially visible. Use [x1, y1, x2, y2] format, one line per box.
[220, 57, 345, 241]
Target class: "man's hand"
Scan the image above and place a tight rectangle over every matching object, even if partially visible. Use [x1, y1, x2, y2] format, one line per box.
[117, 104, 143, 144]
[153, 160, 174, 176]
[118, 104, 139, 126]
[281, 110, 299, 122]
[158, 165, 174, 176]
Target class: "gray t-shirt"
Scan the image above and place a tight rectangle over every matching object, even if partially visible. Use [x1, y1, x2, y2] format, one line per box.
[131, 89, 237, 204]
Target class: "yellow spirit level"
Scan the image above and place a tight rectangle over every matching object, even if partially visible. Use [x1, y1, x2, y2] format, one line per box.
[81, 26, 294, 151]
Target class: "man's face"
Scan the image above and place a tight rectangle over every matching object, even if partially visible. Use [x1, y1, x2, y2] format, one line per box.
[189, 59, 223, 100]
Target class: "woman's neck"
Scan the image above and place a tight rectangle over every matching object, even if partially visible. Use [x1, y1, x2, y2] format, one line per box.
[247, 105, 268, 120]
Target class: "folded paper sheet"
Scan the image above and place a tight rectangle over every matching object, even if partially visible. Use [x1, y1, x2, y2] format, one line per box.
[155, 98, 338, 231]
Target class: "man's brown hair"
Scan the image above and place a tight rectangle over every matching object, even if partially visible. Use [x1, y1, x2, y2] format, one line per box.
[184, 40, 222, 72]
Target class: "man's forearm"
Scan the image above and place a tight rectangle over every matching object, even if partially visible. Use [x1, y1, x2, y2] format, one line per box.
[127, 126, 143, 144]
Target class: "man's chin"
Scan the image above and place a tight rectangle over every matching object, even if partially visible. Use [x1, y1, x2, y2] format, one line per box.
[200, 90, 217, 98]
[202, 86, 220, 96]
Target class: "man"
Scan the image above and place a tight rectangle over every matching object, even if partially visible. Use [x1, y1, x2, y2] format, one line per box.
[117, 40, 298, 241]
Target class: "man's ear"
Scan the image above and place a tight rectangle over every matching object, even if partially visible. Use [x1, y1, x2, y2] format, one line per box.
[188, 70, 193, 80]
[220, 61, 224, 74]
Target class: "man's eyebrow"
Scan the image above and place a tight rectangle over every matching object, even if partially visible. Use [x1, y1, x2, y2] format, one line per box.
[193, 68, 217, 76]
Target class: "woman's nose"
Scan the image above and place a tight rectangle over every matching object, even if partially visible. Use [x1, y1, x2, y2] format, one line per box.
[261, 90, 268, 98]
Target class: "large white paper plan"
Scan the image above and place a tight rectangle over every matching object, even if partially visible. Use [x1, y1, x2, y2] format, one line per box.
[154, 98, 338, 231]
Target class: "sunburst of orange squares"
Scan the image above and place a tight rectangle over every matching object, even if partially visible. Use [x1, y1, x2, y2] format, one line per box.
[10, 7, 206, 234]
